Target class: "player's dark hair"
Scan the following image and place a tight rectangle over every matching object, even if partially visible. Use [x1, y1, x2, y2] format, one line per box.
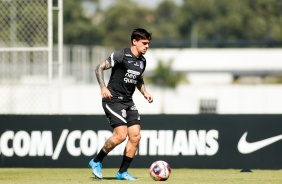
[131, 28, 152, 43]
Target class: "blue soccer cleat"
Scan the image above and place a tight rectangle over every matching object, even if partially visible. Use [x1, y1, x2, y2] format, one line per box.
[116, 171, 137, 180]
[88, 159, 103, 179]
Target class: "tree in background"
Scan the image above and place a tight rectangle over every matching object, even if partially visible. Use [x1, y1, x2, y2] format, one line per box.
[147, 59, 187, 88]
[146, 59, 187, 113]
[57, 0, 282, 46]
[101, 0, 153, 49]
[149, 0, 180, 41]
[53, 0, 102, 45]
[177, 0, 282, 43]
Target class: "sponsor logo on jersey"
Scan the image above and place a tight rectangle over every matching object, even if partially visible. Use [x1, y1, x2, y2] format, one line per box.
[124, 78, 137, 84]
[127, 70, 140, 75]
[124, 72, 137, 84]
[134, 62, 139, 66]
[128, 60, 134, 63]
[125, 73, 137, 79]
[124, 70, 141, 84]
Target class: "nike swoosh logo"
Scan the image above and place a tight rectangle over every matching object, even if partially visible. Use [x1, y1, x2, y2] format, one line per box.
[238, 132, 282, 154]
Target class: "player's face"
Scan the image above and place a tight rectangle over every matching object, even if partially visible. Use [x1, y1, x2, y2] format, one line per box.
[134, 39, 150, 54]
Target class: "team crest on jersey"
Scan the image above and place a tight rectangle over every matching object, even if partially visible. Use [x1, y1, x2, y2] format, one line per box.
[121, 109, 127, 118]
[140, 61, 144, 69]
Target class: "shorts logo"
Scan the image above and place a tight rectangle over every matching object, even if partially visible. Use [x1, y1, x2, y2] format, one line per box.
[121, 109, 127, 118]
[130, 105, 138, 111]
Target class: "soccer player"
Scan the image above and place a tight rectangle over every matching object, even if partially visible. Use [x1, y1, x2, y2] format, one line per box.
[89, 28, 153, 180]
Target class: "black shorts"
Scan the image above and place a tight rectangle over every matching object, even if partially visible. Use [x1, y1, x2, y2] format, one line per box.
[102, 99, 140, 128]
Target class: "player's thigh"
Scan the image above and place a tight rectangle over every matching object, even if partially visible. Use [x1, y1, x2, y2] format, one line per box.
[127, 124, 141, 141]
[113, 125, 128, 140]
[102, 101, 128, 127]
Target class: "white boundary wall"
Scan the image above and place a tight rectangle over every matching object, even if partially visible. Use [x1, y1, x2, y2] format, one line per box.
[1, 83, 281, 114]
[1, 48, 282, 114]
[145, 48, 282, 72]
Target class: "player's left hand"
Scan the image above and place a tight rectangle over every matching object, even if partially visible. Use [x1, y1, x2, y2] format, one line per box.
[144, 92, 153, 103]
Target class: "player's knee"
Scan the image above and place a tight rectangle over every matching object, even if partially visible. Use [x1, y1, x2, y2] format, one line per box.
[130, 133, 141, 144]
[115, 134, 127, 143]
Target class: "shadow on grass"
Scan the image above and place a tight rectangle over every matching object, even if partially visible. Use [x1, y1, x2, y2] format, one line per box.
[90, 177, 117, 181]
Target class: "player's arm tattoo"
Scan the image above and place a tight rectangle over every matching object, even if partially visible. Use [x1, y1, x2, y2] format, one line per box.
[137, 78, 145, 95]
[95, 60, 112, 88]
[103, 139, 116, 153]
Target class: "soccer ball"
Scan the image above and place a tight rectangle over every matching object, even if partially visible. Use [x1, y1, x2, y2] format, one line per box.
[149, 160, 171, 181]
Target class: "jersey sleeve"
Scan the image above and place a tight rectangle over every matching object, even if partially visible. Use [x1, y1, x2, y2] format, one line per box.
[106, 50, 124, 67]
[140, 57, 147, 76]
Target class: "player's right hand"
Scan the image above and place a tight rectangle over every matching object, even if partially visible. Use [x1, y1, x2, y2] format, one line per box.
[101, 86, 112, 99]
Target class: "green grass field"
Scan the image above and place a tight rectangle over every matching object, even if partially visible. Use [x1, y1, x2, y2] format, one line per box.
[0, 168, 281, 184]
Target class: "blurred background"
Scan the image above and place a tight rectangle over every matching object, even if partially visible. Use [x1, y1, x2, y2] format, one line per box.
[1, 0, 282, 115]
